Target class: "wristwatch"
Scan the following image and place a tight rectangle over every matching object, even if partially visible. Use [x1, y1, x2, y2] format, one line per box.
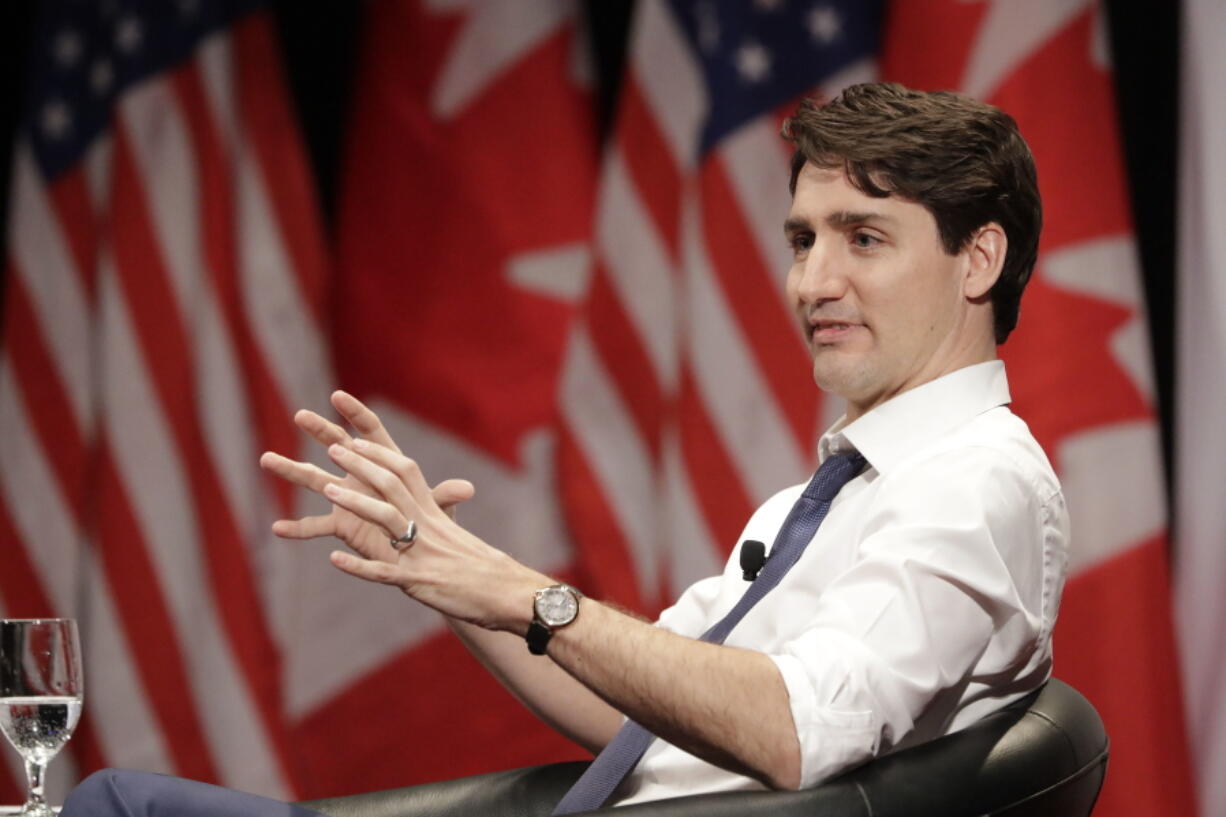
[527, 584, 582, 655]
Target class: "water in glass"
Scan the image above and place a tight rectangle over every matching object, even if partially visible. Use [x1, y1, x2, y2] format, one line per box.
[0, 620, 83, 817]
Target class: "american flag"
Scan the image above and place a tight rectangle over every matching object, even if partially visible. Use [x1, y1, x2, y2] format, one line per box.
[0, 0, 331, 800]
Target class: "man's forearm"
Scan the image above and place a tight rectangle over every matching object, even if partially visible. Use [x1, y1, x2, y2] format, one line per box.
[446, 617, 624, 754]
[297, 430, 802, 787]
[542, 600, 803, 790]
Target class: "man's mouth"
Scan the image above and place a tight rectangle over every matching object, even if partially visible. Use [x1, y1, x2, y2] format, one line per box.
[809, 320, 861, 344]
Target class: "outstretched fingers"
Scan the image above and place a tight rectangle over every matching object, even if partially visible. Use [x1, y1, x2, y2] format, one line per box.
[271, 514, 336, 540]
[326, 442, 425, 515]
[330, 550, 408, 589]
[344, 438, 438, 511]
[332, 390, 401, 453]
[323, 480, 409, 548]
[295, 408, 356, 450]
[259, 451, 338, 494]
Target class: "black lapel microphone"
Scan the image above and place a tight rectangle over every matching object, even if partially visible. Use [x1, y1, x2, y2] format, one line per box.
[740, 540, 766, 580]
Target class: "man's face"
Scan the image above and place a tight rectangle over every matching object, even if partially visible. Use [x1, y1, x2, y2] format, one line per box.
[784, 163, 986, 420]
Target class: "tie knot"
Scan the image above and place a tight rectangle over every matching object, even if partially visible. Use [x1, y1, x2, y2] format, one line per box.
[803, 452, 866, 502]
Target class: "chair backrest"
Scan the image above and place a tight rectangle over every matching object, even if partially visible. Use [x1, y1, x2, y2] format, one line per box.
[827, 677, 1109, 817]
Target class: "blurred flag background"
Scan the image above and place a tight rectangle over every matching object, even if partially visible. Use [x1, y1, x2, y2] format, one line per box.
[0, 2, 1214, 817]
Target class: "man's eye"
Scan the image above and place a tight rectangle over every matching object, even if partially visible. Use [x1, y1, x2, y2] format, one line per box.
[789, 233, 814, 252]
[852, 232, 879, 249]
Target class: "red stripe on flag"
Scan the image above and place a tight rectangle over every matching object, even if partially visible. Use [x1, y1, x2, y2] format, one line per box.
[617, 78, 683, 263]
[677, 367, 754, 557]
[107, 127, 297, 792]
[699, 156, 818, 453]
[2, 270, 88, 519]
[557, 426, 649, 612]
[94, 446, 221, 782]
[1054, 536, 1198, 816]
[170, 64, 298, 517]
[0, 759, 19, 806]
[231, 14, 327, 314]
[585, 267, 664, 460]
[47, 170, 98, 303]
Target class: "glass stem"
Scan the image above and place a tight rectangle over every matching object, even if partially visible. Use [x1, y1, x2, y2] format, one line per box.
[24, 758, 47, 806]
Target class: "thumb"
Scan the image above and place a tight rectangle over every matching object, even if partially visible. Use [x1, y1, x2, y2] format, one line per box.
[432, 478, 476, 520]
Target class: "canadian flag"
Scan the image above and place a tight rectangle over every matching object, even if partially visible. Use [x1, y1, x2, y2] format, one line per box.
[291, 0, 599, 796]
[883, 2, 1196, 815]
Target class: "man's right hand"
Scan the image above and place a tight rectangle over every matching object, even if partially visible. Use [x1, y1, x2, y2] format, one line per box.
[259, 390, 475, 561]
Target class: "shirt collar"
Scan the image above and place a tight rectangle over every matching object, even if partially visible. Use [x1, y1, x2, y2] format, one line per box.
[818, 360, 1012, 474]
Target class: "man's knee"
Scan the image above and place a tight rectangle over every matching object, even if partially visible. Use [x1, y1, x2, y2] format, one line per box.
[64, 768, 160, 817]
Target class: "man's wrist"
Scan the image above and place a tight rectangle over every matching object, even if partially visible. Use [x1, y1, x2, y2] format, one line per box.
[527, 584, 582, 655]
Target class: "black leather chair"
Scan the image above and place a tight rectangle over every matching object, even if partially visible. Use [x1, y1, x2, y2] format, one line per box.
[300, 678, 1107, 817]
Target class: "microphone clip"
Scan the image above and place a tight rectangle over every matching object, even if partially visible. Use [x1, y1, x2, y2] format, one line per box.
[740, 540, 766, 580]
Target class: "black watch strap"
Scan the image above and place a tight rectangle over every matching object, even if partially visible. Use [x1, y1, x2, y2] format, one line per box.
[526, 621, 553, 655]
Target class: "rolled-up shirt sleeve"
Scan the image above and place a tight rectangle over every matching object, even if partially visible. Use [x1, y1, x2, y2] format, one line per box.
[768, 446, 1055, 788]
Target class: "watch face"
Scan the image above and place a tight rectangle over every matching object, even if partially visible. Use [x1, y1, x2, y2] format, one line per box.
[536, 586, 579, 627]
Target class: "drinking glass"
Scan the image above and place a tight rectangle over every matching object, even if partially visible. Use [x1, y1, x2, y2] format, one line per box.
[0, 620, 83, 817]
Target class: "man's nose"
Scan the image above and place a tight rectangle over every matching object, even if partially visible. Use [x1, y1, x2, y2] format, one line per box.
[794, 245, 847, 304]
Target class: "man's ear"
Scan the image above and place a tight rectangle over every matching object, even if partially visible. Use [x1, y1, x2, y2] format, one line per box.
[964, 223, 1007, 300]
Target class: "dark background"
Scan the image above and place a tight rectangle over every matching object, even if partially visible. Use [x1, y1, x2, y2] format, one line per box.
[0, 0, 1182, 520]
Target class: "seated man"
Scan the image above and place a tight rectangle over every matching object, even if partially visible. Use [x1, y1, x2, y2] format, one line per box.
[62, 80, 1066, 816]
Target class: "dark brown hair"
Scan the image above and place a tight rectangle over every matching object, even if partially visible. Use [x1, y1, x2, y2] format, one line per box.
[781, 82, 1042, 344]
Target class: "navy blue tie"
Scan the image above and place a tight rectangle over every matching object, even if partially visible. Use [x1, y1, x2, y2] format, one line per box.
[552, 451, 867, 814]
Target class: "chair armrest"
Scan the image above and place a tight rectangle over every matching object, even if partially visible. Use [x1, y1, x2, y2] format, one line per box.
[299, 679, 1107, 817]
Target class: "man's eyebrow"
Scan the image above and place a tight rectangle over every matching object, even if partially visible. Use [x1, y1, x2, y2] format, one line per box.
[783, 211, 896, 235]
[825, 210, 895, 228]
[783, 216, 810, 235]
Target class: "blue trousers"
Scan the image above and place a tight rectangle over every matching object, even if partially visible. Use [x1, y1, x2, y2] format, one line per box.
[62, 769, 327, 817]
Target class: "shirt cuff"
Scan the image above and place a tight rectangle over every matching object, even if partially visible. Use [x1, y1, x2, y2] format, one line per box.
[769, 650, 882, 788]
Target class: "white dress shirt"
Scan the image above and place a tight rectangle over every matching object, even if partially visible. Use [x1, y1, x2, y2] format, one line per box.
[615, 361, 1069, 805]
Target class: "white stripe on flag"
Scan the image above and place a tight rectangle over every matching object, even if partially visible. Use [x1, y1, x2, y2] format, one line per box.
[0, 360, 81, 614]
[199, 34, 333, 422]
[1177, 1, 1226, 811]
[9, 146, 92, 433]
[631, 0, 708, 170]
[661, 433, 724, 595]
[78, 544, 174, 775]
[560, 328, 660, 587]
[213, 55, 333, 422]
[597, 150, 678, 388]
[717, 119, 796, 311]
